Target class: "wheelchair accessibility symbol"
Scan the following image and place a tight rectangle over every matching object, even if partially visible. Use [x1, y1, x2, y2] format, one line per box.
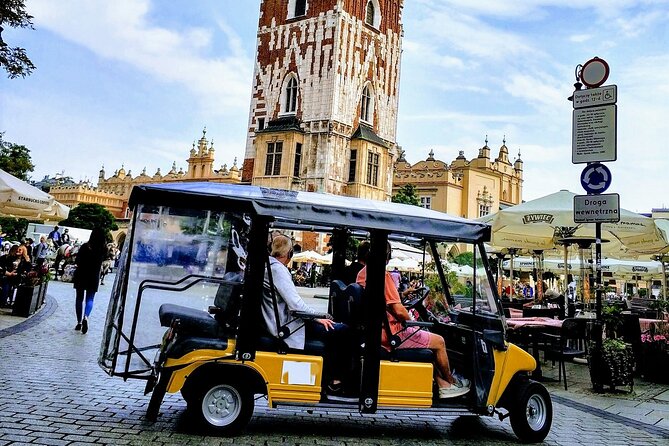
[580, 163, 612, 194]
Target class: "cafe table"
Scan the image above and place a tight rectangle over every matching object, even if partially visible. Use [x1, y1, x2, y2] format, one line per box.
[506, 317, 564, 379]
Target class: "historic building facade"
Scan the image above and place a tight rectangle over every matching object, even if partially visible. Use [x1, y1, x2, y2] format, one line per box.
[243, 0, 404, 201]
[50, 130, 241, 218]
[393, 138, 524, 219]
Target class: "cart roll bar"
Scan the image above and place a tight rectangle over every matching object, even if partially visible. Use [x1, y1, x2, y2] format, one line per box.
[359, 230, 387, 414]
[236, 217, 270, 361]
[429, 240, 455, 307]
[122, 274, 232, 378]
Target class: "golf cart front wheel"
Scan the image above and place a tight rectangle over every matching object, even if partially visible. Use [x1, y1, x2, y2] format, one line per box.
[509, 381, 552, 443]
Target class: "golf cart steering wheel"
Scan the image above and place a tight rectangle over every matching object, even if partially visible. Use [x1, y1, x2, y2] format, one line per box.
[402, 286, 430, 309]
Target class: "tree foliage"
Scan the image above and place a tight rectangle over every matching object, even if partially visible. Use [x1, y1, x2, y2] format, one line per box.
[0, 216, 29, 242]
[0, 133, 34, 180]
[392, 184, 420, 206]
[59, 203, 118, 232]
[452, 252, 474, 266]
[0, 0, 36, 78]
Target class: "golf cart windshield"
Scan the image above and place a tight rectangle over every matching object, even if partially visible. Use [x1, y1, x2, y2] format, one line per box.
[99, 204, 250, 377]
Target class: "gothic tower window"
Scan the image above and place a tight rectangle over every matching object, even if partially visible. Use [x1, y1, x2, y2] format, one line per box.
[288, 0, 307, 19]
[295, 0, 306, 17]
[283, 75, 299, 114]
[265, 141, 283, 176]
[348, 150, 358, 182]
[365, 0, 381, 28]
[366, 1, 375, 26]
[366, 151, 379, 187]
[361, 84, 373, 123]
[293, 143, 302, 177]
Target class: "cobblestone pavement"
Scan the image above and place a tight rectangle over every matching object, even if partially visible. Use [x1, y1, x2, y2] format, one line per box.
[0, 280, 668, 445]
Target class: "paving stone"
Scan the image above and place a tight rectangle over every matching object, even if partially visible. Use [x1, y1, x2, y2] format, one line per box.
[1, 282, 669, 445]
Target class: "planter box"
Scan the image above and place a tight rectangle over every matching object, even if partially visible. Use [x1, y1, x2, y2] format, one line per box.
[588, 342, 634, 392]
[12, 285, 41, 317]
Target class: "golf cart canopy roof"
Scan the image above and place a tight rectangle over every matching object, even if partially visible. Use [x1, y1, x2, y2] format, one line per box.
[129, 183, 490, 243]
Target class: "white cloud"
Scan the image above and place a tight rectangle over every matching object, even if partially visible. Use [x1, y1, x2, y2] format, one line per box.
[29, 0, 253, 115]
[569, 34, 592, 43]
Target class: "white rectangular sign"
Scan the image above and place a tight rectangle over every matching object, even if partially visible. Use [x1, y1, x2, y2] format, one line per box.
[573, 85, 617, 109]
[574, 193, 620, 223]
[572, 104, 617, 164]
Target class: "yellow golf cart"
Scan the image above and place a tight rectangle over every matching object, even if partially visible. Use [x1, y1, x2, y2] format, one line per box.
[99, 183, 552, 443]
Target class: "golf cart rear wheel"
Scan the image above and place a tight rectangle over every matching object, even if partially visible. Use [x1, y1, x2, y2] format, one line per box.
[193, 379, 253, 435]
[509, 381, 552, 443]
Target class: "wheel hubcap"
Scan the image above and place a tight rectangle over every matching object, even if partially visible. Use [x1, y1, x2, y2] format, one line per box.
[526, 394, 547, 431]
[202, 384, 241, 427]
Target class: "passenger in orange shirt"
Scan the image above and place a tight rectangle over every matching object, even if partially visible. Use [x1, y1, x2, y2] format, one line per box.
[356, 242, 470, 399]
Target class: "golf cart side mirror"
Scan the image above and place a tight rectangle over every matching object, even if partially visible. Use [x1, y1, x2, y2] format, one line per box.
[483, 329, 507, 351]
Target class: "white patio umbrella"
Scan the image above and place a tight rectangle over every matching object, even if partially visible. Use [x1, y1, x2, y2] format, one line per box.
[480, 190, 668, 312]
[0, 169, 69, 220]
[291, 250, 324, 263]
[390, 240, 432, 263]
[387, 257, 421, 273]
[479, 190, 666, 256]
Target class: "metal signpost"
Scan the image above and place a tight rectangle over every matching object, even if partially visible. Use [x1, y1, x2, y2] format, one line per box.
[571, 56, 618, 324]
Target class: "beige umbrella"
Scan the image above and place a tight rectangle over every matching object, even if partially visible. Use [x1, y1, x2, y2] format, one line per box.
[0, 169, 69, 220]
[291, 250, 324, 263]
[480, 190, 668, 312]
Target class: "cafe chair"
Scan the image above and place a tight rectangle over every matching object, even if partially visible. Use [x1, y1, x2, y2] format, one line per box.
[540, 318, 587, 390]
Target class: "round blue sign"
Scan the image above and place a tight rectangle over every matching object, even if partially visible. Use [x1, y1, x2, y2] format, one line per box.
[580, 163, 612, 194]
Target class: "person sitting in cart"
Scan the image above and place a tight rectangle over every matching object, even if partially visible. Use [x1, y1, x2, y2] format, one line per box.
[356, 242, 470, 399]
[263, 234, 354, 400]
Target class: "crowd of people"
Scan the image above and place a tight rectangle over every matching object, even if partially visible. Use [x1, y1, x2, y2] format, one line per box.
[0, 225, 119, 336]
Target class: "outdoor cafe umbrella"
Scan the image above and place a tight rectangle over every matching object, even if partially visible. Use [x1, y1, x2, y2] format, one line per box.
[291, 250, 325, 264]
[0, 169, 70, 220]
[479, 190, 668, 312]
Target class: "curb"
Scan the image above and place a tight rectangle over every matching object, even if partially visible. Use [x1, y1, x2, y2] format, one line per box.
[553, 394, 669, 438]
[0, 294, 58, 339]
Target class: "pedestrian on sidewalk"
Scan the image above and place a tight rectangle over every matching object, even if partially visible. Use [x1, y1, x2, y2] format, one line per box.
[33, 236, 49, 268]
[72, 227, 106, 334]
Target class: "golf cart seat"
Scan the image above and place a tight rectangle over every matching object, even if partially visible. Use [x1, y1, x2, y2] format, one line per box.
[257, 334, 326, 356]
[379, 347, 434, 363]
[159, 303, 223, 338]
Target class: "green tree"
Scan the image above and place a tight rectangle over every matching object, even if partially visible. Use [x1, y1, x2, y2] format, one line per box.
[452, 252, 473, 266]
[0, 0, 36, 79]
[59, 203, 118, 233]
[0, 133, 34, 180]
[392, 184, 420, 206]
[0, 216, 29, 242]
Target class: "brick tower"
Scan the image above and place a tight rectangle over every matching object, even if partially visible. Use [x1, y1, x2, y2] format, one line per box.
[242, 0, 404, 200]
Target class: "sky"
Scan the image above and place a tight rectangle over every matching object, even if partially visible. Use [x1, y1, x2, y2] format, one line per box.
[1, 0, 668, 213]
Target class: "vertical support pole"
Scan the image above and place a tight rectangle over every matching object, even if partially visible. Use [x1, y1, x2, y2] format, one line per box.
[236, 217, 270, 361]
[564, 243, 570, 318]
[595, 223, 602, 321]
[662, 260, 667, 300]
[359, 230, 387, 414]
[329, 228, 348, 282]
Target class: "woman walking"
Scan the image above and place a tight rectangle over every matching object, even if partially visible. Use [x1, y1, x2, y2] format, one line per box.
[73, 227, 106, 333]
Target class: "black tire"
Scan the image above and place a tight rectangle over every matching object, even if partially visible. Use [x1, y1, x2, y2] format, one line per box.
[191, 378, 254, 435]
[509, 381, 552, 443]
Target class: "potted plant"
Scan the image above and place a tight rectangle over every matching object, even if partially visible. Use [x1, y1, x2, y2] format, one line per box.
[12, 263, 50, 317]
[647, 299, 669, 321]
[588, 304, 634, 392]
